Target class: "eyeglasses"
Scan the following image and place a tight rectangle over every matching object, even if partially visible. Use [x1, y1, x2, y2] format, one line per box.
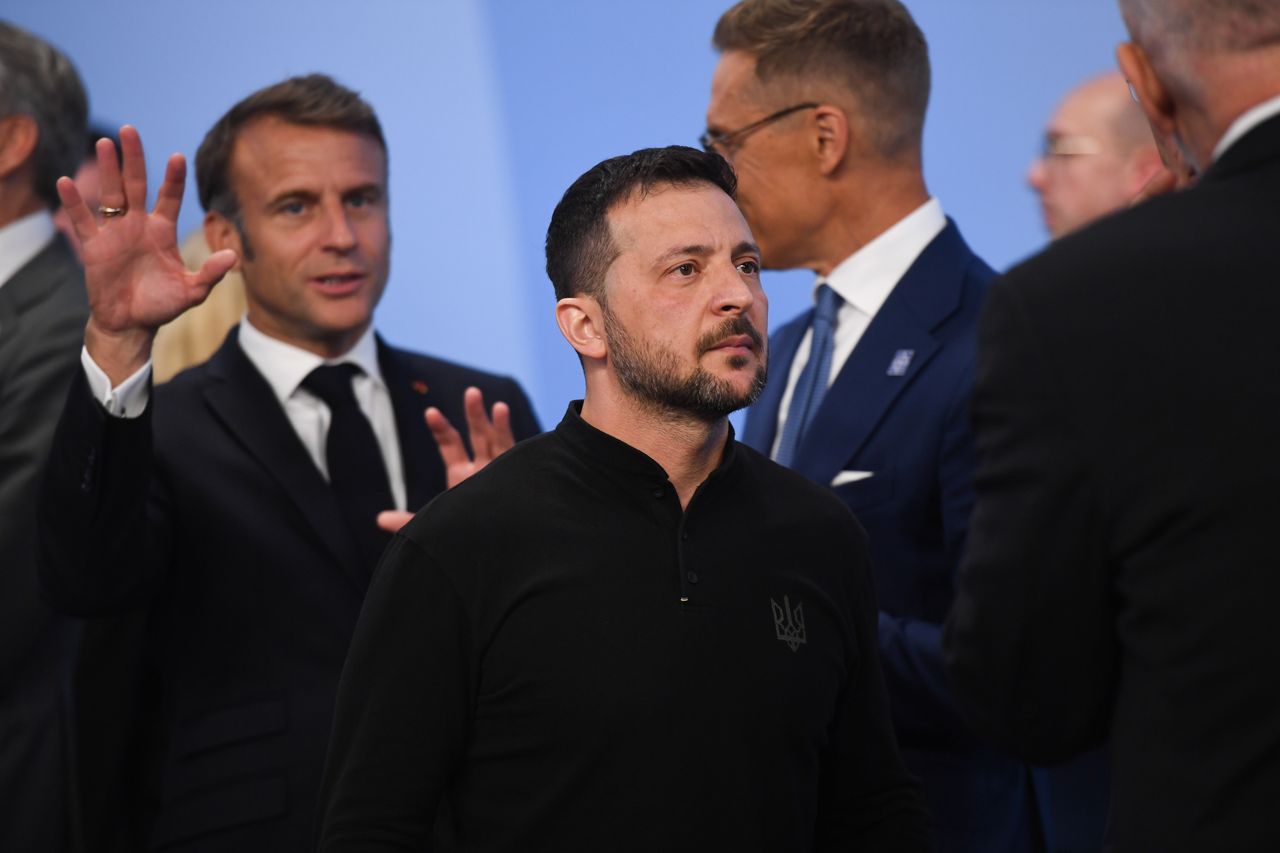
[1040, 134, 1102, 159]
[700, 102, 819, 154]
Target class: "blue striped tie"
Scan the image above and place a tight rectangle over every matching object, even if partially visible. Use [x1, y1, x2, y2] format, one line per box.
[775, 284, 842, 467]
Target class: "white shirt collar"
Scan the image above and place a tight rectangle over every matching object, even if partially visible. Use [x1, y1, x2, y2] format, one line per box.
[236, 317, 385, 405]
[1212, 93, 1280, 164]
[0, 210, 57, 291]
[819, 197, 947, 315]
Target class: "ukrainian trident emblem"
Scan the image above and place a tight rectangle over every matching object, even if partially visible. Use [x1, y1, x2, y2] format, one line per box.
[771, 595, 807, 652]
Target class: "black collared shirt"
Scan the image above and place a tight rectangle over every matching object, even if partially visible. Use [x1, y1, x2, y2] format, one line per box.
[318, 403, 930, 852]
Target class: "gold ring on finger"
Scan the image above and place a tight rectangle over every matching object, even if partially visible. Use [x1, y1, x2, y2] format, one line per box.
[99, 205, 126, 218]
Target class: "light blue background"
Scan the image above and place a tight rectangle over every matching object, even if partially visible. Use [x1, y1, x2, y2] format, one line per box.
[7, 1, 1127, 425]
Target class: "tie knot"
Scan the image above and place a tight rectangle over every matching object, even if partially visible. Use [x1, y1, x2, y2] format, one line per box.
[301, 363, 362, 410]
[814, 284, 842, 325]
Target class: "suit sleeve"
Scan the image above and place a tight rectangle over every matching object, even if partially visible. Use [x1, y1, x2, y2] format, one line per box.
[942, 276, 1117, 764]
[0, 278, 87, 675]
[37, 368, 174, 615]
[317, 534, 471, 851]
[816, 520, 933, 851]
[875, 373, 984, 747]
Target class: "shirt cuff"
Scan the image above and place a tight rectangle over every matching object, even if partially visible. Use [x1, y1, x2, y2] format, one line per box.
[81, 346, 152, 418]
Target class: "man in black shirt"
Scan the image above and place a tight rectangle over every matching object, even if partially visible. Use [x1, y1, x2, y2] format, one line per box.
[318, 146, 929, 851]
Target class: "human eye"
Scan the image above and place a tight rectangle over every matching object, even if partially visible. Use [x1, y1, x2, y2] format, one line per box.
[736, 259, 760, 276]
[672, 262, 698, 278]
[346, 187, 383, 211]
[277, 198, 306, 216]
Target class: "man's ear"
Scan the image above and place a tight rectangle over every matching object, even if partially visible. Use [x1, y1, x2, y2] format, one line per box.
[0, 114, 38, 180]
[1117, 42, 1176, 137]
[555, 296, 607, 361]
[204, 210, 244, 270]
[812, 104, 850, 176]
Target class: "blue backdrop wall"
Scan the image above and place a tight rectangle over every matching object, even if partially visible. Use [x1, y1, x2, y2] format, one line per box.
[6, 0, 1127, 425]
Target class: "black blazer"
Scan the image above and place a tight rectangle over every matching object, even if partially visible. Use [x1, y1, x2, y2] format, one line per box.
[0, 233, 88, 853]
[39, 329, 540, 852]
[944, 113, 1280, 850]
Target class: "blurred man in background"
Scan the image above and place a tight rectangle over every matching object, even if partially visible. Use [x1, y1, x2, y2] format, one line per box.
[0, 20, 88, 853]
[1028, 72, 1163, 238]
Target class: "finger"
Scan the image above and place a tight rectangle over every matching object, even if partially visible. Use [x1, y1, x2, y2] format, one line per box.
[153, 153, 187, 222]
[119, 125, 148, 214]
[424, 406, 468, 468]
[462, 387, 493, 461]
[56, 176, 98, 240]
[96, 134, 125, 213]
[190, 248, 238, 295]
[490, 401, 515, 454]
[376, 510, 414, 534]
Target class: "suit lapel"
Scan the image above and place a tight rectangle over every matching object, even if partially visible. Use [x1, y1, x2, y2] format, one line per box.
[377, 339, 446, 511]
[743, 314, 808, 454]
[792, 222, 970, 485]
[201, 330, 366, 590]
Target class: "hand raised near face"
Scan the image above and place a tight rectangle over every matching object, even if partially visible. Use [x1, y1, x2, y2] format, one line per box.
[57, 125, 237, 383]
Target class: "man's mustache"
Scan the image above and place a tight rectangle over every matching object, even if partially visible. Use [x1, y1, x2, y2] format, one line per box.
[698, 316, 764, 354]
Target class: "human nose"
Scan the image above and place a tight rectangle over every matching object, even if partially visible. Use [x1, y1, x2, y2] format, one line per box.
[1027, 157, 1048, 192]
[320, 198, 357, 252]
[712, 263, 758, 316]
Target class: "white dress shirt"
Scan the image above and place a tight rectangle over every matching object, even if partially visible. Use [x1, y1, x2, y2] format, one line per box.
[82, 318, 407, 510]
[1212, 93, 1280, 164]
[0, 210, 56, 291]
[771, 198, 947, 458]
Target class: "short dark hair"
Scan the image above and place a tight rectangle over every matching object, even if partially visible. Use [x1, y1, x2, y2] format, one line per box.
[195, 74, 386, 220]
[0, 22, 88, 209]
[713, 0, 930, 159]
[545, 146, 738, 302]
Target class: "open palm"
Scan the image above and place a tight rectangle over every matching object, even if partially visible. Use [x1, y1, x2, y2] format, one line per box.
[57, 125, 236, 337]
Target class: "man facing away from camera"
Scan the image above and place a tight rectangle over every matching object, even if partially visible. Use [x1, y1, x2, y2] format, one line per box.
[317, 145, 931, 852]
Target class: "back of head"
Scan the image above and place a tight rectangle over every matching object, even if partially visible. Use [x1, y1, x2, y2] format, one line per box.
[545, 146, 737, 303]
[0, 22, 87, 210]
[195, 74, 385, 222]
[713, 0, 930, 160]
[1120, 0, 1280, 57]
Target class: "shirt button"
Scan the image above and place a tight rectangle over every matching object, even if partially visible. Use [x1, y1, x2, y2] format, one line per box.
[686, 571, 699, 584]
[652, 487, 664, 499]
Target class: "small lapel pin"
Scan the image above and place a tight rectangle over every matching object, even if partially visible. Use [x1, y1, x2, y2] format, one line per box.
[887, 349, 914, 377]
[411, 380, 429, 395]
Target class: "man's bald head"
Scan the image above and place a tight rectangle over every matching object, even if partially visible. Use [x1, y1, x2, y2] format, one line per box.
[1028, 72, 1163, 238]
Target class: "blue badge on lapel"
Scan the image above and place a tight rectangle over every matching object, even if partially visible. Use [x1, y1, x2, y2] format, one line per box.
[887, 349, 914, 377]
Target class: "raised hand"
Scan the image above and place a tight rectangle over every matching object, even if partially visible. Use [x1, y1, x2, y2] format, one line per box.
[374, 387, 517, 534]
[428, 386, 516, 490]
[57, 125, 237, 383]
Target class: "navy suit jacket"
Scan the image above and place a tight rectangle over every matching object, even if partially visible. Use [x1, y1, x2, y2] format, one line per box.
[745, 222, 1041, 852]
[38, 329, 540, 852]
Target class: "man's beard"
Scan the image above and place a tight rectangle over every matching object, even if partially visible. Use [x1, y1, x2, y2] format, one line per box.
[602, 307, 767, 422]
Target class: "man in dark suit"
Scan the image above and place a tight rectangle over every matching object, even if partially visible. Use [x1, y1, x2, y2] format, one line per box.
[0, 22, 89, 853]
[943, 1, 1280, 850]
[704, 2, 1040, 849]
[40, 75, 539, 852]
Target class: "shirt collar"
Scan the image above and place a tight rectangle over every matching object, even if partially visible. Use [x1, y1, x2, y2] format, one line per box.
[1212, 93, 1280, 164]
[555, 400, 739, 484]
[236, 316, 384, 406]
[0, 210, 56, 291]
[819, 197, 946, 315]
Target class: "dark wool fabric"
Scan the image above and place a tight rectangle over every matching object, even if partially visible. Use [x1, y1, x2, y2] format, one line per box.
[319, 403, 930, 852]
